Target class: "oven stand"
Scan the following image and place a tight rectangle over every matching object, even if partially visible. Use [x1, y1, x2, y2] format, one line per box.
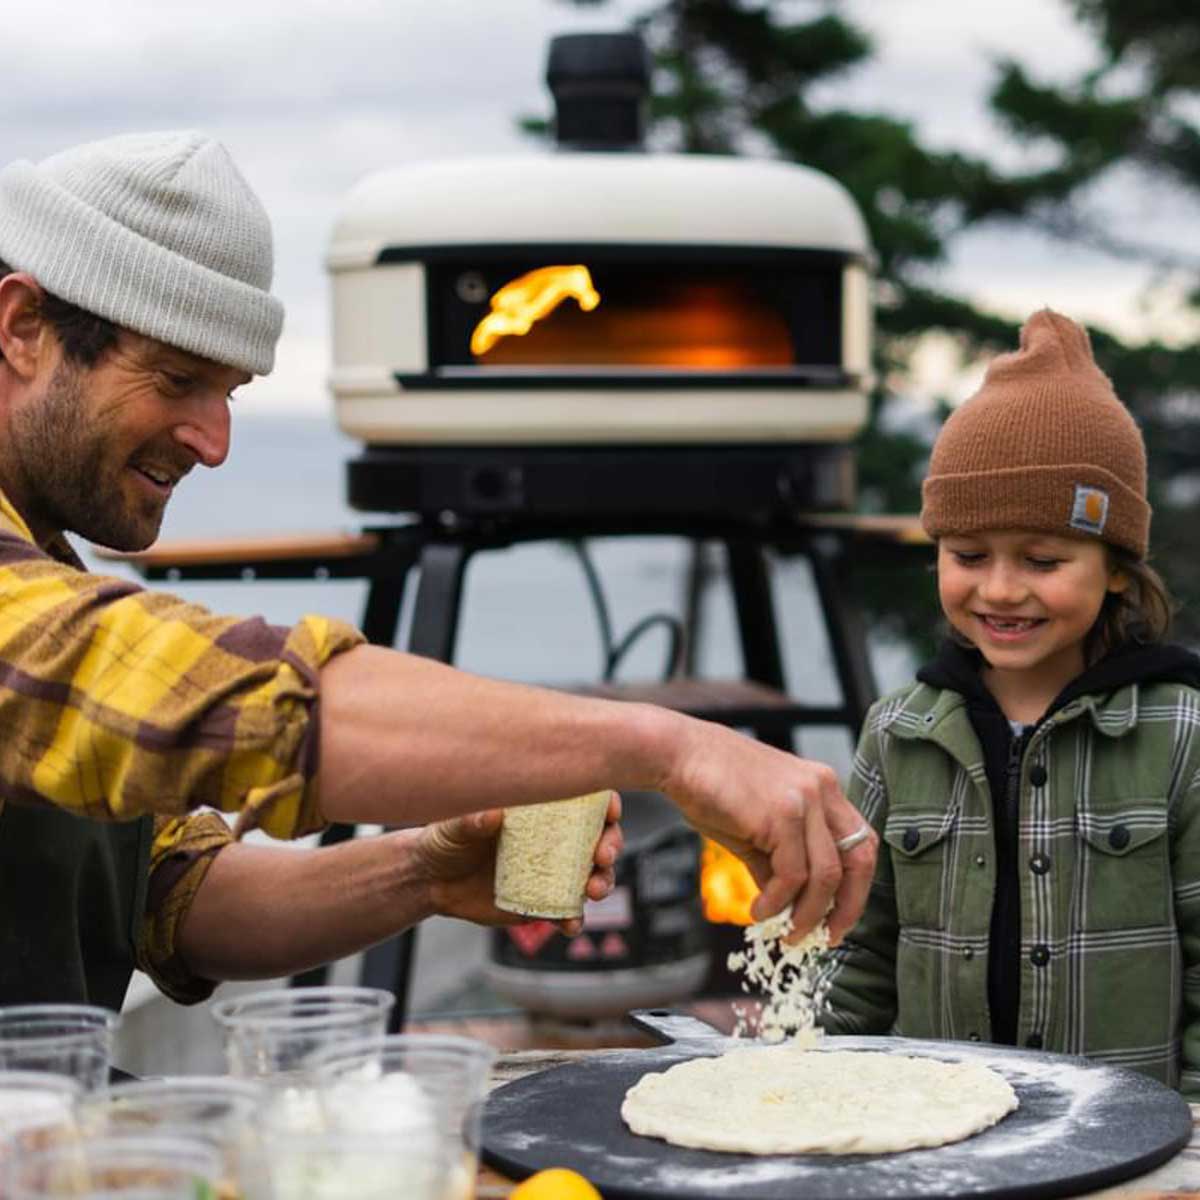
[107, 513, 928, 1031]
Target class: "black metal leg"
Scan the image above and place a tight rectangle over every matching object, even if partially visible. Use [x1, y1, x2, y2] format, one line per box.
[360, 927, 419, 1034]
[358, 537, 474, 1030]
[293, 544, 423, 993]
[359, 575, 407, 648]
[679, 539, 711, 677]
[360, 531, 429, 647]
[291, 554, 419, 991]
[807, 534, 878, 737]
[407, 541, 472, 662]
[724, 539, 793, 752]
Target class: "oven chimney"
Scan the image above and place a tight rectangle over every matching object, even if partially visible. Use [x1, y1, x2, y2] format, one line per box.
[547, 32, 652, 151]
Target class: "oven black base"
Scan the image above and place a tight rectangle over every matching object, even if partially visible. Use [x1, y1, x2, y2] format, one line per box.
[346, 444, 855, 519]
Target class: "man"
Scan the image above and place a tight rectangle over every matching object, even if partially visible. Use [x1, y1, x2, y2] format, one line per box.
[0, 130, 876, 1011]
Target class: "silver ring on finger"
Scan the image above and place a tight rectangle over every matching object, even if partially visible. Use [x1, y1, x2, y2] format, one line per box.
[834, 823, 871, 853]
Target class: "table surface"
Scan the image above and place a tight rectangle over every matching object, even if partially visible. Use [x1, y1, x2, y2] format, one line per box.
[475, 1050, 1200, 1199]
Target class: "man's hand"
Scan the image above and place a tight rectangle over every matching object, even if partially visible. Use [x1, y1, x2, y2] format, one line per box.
[658, 720, 877, 944]
[414, 791, 624, 937]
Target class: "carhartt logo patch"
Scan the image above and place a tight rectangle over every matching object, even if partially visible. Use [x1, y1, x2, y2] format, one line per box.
[1070, 485, 1109, 535]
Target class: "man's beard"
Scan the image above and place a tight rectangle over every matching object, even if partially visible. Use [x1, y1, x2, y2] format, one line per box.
[10, 361, 170, 552]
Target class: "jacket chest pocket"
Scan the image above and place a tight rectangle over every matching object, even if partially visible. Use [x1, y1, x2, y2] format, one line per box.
[1077, 804, 1170, 932]
[883, 810, 956, 931]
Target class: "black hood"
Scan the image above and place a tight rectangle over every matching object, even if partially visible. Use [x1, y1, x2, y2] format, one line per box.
[918, 637, 1200, 716]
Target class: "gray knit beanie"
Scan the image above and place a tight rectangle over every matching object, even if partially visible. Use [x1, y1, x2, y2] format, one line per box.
[0, 130, 284, 375]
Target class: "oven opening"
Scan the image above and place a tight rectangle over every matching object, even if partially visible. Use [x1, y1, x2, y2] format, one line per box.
[431, 257, 843, 377]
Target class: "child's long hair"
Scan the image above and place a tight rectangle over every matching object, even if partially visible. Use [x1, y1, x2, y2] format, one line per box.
[1086, 550, 1175, 663]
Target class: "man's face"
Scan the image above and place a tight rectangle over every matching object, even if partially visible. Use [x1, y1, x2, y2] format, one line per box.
[9, 332, 250, 551]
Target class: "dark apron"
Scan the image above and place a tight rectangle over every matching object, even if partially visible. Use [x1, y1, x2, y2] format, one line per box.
[0, 801, 152, 1010]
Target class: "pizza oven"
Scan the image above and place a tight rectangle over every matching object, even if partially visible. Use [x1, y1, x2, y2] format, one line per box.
[322, 31, 876, 1019]
[326, 32, 873, 520]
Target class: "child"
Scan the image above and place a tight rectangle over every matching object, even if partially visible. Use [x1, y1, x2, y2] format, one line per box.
[819, 309, 1200, 1096]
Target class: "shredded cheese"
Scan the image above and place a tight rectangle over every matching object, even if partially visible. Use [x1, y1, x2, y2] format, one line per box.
[726, 910, 831, 1042]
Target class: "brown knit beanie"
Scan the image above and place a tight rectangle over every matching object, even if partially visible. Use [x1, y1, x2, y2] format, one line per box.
[921, 309, 1150, 559]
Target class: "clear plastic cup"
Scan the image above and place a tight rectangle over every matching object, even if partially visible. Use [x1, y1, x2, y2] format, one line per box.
[6, 1131, 221, 1198]
[79, 1075, 269, 1199]
[0, 1005, 120, 1092]
[0, 1071, 82, 1186]
[211, 987, 395, 1078]
[262, 1127, 446, 1200]
[494, 791, 610, 919]
[211, 986, 394, 1135]
[309, 1033, 497, 1200]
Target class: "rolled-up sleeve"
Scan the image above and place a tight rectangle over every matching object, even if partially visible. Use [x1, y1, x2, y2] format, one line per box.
[136, 811, 233, 1004]
[0, 529, 364, 839]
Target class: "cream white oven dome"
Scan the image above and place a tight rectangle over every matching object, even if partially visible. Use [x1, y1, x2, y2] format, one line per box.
[328, 151, 868, 260]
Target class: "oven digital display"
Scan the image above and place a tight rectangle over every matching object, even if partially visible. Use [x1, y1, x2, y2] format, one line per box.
[428, 256, 843, 375]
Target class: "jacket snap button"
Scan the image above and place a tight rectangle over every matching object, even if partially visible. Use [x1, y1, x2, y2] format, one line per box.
[1029, 764, 1048, 787]
[1109, 826, 1131, 850]
[902, 828, 920, 852]
[974, 854, 986, 868]
[962, 947, 974, 961]
[1030, 944, 1051, 967]
[968, 1032, 981, 1042]
[1030, 854, 1051, 875]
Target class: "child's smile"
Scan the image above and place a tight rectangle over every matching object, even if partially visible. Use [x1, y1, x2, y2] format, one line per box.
[975, 613, 1046, 641]
[938, 530, 1128, 721]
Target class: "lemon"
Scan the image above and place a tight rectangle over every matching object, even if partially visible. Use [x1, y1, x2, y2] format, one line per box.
[510, 1167, 603, 1199]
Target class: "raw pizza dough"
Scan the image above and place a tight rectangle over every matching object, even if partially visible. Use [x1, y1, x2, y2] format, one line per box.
[621, 1043, 1018, 1155]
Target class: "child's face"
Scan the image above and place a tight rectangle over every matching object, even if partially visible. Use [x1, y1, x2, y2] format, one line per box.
[937, 530, 1127, 684]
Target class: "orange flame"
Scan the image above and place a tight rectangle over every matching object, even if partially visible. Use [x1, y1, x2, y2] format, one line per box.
[470, 265, 600, 356]
[700, 839, 758, 925]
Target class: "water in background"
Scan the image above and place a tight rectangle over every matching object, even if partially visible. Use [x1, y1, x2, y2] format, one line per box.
[83, 412, 914, 775]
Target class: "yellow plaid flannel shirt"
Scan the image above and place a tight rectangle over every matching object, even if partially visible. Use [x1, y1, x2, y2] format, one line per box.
[0, 488, 364, 1001]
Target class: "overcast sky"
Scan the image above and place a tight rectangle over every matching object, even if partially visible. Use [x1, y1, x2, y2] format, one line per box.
[7, 0, 1197, 414]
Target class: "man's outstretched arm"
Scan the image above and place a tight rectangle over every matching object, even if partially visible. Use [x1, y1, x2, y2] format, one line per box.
[318, 646, 877, 942]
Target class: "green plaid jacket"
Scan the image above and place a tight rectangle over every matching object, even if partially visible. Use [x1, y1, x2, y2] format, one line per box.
[819, 677, 1200, 1097]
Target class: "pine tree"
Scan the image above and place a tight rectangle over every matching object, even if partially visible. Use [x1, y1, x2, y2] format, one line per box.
[540, 0, 1200, 647]
[986, 0, 1200, 636]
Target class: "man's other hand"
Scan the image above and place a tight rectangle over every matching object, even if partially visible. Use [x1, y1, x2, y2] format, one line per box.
[415, 791, 624, 937]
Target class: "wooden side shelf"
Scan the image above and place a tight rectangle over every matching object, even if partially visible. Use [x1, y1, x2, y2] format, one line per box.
[796, 512, 931, 545]
[93, 531, 380, 569]
[570, 677, 794, 712]
[565, 677, 847, 730]
[91, 513, 929, 573]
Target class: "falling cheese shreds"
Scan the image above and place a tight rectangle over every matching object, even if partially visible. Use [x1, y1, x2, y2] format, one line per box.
[726, 910, 831, 1043]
